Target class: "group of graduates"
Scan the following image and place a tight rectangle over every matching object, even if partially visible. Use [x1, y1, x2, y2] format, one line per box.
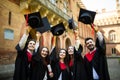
[13, 21, 110, 80]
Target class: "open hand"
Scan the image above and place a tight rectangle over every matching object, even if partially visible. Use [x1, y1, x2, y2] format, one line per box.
[36, 31, 41, 41]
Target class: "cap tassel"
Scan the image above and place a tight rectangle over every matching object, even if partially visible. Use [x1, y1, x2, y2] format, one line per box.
[51, 36, 56, 47]
[25, 14, 28, 26]
[91, 23, 95, 36]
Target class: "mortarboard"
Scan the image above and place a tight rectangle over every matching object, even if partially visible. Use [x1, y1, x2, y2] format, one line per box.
[78, 8, 96, 24]
[36, 17, 51, 33]
[24, 12, 43, 28]
[51, 22, 65, 36]
[68, 18, 76, 30]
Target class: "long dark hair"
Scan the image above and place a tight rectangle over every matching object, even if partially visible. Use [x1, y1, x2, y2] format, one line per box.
[58, 49, 69, 67]
[39, 46, 50, 65]
[67, 46, 74, 63]
[58, 48, 70, 72]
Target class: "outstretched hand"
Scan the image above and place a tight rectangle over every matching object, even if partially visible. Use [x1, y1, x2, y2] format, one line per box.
[22, 22, 32, 35]
[25, 26, 32, 34]
[36, 31, 41, 42]
[91, 24, 99, 32]
[73, 29, 79, 38]
[49, 72, 54, 78]
[94, 25, 99, 32]
[52, 36, 56, 47]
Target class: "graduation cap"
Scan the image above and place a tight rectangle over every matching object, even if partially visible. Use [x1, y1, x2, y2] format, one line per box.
[36, 17, 51, 33]
[24, 12, 43, 28]
[78, 8, 96, 24]
[68, 18, 76, 30]
[51, 22, 65, 36]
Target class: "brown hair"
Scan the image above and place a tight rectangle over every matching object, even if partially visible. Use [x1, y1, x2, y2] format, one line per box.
[85, 37, 93, 44]
[39, 46, 50, 65]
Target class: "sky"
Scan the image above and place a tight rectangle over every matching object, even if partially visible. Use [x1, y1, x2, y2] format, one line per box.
[81, 0, 117, 12]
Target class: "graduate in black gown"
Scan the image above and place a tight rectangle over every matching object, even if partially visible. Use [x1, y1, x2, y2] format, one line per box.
[50, 36, 71, 80]
[67, 29, 88, 80]
[13, 23, 40, 80]
[30, 46, 54, 80]
[53, 48, 71, 80]
[84, 25, 110, 80]
[67, 45, 74, 80]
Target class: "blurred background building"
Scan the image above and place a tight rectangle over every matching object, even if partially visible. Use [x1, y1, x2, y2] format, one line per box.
[94, 0, 120, 56]
[0, 0, 120, 79]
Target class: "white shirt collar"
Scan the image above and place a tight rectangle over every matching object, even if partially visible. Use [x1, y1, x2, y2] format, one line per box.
[27, 49, 33, 55]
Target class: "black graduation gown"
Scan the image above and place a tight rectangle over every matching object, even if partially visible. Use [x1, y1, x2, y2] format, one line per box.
[53, 62, 71, 80]
[84, 38, 110, 80]
[13, 44, 31, 80]
[72, 44, 88, 80]
[50, 47, 71, 80]
[30, 54, 51, 80]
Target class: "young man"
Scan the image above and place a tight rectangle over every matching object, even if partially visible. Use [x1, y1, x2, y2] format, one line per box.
[13, 23, 41, 80]
[84, 26, 110, 80]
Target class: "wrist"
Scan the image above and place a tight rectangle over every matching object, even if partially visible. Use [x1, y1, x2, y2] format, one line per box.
[36, 37, 40, 41]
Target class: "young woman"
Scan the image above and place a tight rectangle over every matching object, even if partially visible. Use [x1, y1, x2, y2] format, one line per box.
[13, 24, 41, 80]
[30, 46, 54, 80]
[67, 29, 88, 80]
[49, 36, 71, 80]
[67, 46, 74, 80]
[52, 48, 71, 80]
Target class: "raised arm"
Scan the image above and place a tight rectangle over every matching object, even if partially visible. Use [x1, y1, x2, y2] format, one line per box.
[93, 25, 106, 55]
[94, 25, 104, 43]
[19, 23, 32, 50]
[35, 31, 41, 52]
[49, 36, 58, 69]
[94, 25, 105, 48]
[50, 36, 57, 54]
[73, 29, 83, 62]
[74, 29, 82, 51]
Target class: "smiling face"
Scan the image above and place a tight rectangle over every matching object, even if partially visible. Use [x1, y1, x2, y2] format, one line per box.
[40, 47, 49, 58]
[59, 49, 66, 59]
[68, 46, 74, 55]
[85, 39, 95, 51]
[27, 40, 36, 52]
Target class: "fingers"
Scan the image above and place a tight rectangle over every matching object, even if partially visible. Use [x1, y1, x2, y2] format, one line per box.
[73, 29, 79, 34]
[91, 24, 99, 32]
[36, 31, 41, 41]
[49, 72, 54, 78]
[73, 29, 79, 40]
[36, 31, 41, 36]
[21, 21, 32, 34]
[94, 25, 99, 32]
[25, 25, 32, 34]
